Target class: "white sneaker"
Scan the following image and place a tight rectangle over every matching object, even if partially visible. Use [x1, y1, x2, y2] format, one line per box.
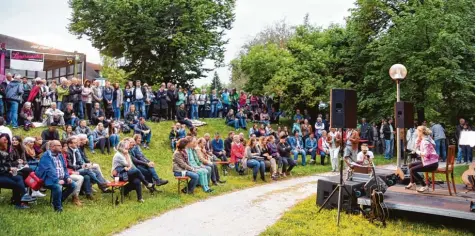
[31, 190, 46, 198]
[417, 186, 429, 193]
[405, 183, 416, 190]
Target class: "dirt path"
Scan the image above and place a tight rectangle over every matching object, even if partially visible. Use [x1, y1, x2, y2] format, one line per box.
[116, 172, 338, 236]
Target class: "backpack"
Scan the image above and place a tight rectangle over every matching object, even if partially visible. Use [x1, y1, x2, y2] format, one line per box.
[121, 124, 131, 134]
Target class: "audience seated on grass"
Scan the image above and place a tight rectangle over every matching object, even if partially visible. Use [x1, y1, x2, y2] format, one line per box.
[111, 140, 155, 203]
[277, 135, 296, 178]
[258, 136, 278, 180]
[10, 136, 43, 199]
[20, 102, 34, 131]
[305, 133, 318, 165]
[288, 131, 306, 166]
[44, 103, 65, 126]
[134, 117, 152, 149]
[124, 104, 140, 128]
[186, 137, 213, 193]
[130, 135, 168, 187]
[211, 132, 227, 161]
[169, 123, 179, 151]
[107, 120, 120, 151]
[63, 103, 79, 127]
[196, 138, 226, 185]
[176, 103, 194, 129]
[61, 141, 89, 206]
[36, 140, 77, 212]
[41, 125, 60, 149]
[93, 123, 111, 154]
[245, 138, 266, 182]
[62, 125, 75, 141]
[75, 120, 94, 153]
[230, 135, 245, 174]
[91, 102, 108, 126]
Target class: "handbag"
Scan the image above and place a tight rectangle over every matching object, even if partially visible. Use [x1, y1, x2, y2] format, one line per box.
[25, 172, 44, 191]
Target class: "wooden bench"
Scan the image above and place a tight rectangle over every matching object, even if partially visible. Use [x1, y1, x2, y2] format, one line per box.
[215, 161, 230, 176]
[175, 176, 190, 194]
[107, 181, 128, 206]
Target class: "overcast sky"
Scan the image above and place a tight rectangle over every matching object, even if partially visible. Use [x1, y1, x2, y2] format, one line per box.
[0, 0, 354, 86]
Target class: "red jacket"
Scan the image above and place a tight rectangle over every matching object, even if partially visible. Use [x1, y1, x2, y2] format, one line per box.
[318, 137, 329, 153]
[230, 142, 245, 164]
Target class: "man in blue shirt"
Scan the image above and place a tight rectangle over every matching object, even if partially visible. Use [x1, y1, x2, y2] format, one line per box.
[305, 132, 318, 164]
[288, 131, 307, 166]
[36, 140, 76, 212]
[134, 117, 152, 149]
[211, 132, 227, 161]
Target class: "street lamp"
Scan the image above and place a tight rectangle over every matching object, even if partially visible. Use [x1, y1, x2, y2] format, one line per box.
[389, 64, 407, 168]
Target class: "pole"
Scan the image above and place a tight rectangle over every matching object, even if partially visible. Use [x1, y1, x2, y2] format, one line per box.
[396, 80, 401, 168]
[0, 43, 5, 82]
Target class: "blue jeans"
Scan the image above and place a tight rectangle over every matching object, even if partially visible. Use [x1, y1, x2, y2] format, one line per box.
[0, 99, 4, 117]
[145, 104, 150, 119]
[7, 101, 19, 128]
[171, 139, 177, 151]
[137, 165, 160, 182]
[141, 131, 152, 144]
[210, 104, 218, 118]
[461, 146, 473, 163]
[389, 138, 394, 158]
[435, 139, 446, 161]
[0, 175, 25, 206]
[384, 139, 392, 159]
[109, 134, 120, 149]
[227, 120, 239, 130]
[88, 135, 94, 151]
[123, 101, 130, 117]
[73, 101, 84, 119]
[112, 101, 120, 120]
[45, 182, 76, 211]
[135, 100, 146, 118]
[174, 171, 199, 193]
[307, 149, 317, 161]
[57, 101, 63, 111]
[190, 104, 198, 120]
[247, 159, 265, 180]
[457, 147, 463, 162]
[292, 149, 307, 165]
[238, 118, 247, 128]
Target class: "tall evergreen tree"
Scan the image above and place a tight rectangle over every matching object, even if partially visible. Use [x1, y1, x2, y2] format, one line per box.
[211, 71, 223, 91]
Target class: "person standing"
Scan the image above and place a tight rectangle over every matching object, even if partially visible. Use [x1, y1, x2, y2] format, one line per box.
[21, 77, 31, 108]
[81, 80, 93, 121]
[123, 82, 133, 117]
[5, 75, 23, 129]
[430, 122, 446, 162]
[91, 80, 103, 109]
[383, 120, 392, 159]
[221, 89, 230, 116]
[198, 89, 208, 119]
[379, 119, 386, 155]
[371, 123, 379, 154]
[69, 78, 83, 119]
[102, 81, 114, 120]
[210, 89, 219, 118]
[112, 83, 123, 121]
[359, 118, 372, 143]
[388, 118, 395, 158]
[455, 118, 466, 163]
[56, 77, 69, 111]
[156, 84, 169, 121]
[327, 128, 341, 172]
[167, 84, 177, 120]
[133, 80, 147, 118]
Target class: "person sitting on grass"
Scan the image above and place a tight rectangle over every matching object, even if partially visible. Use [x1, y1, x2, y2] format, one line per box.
[249, 124, 259, 138]
[186, 137, 213, 193]
[44, 103, 65, 126]
[33, 136, 43, 157]
[212, 132, 227, 161]
[173, 138, 199, 194]
[224, 131, 234, 158]
[134, 117, 152, 149]
[318, 131, 330, 166]
[288, 131, 307, 166]
[225, 109, 240, 131]
[260, 109, 270, 126]
[66, 136, 109, 195]
[305, 133, 318, 165]
[62, 125, 75, 141]
[277, 134, 296, 178]
[130, 134, 169, 187]
[231, 135, 245, 174]
[258, 136, 277, 180]
[176, 103, 194, 129]
[246, 138, 266, 182]
[0, 133, 29, 209]
[91, 102, 108, 126]
[124, 104, 140, 129]
[236, 108, 247, 130]
[197, 138, 226, 186]
[93, 123, 111, 154]
[75, 120, 95, 153]
[24, 137, 39, 170]
[11, 136, 43, 198]
[169, 124, 179, 151]
[36, 140, 77, 212]
[41, 124, 60, 150]
[76, 135, 112, 192]
[258, 124, 266, 137]
[61, 141, 88, 206]
[112, 140, 155, 203]
[107, 120, 120, 151]
[19, 102, 34, 131]
[63, 103, 79, 127]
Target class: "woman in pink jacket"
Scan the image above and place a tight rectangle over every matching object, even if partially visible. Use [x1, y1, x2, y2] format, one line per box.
[405, 126, 439, 193]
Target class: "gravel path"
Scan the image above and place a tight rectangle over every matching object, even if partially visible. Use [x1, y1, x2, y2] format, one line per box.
[116, 172, 338, 236]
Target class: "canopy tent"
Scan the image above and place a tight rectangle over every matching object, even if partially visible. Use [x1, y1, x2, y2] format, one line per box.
[0, 34, 100, 83]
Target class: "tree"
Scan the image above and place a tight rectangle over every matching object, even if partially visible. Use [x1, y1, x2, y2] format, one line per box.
[100, 55, 133, 85]
[68, 0, 236, 86]
[211, 71, 223, 91]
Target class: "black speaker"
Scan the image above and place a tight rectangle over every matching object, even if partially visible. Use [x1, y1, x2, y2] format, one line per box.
[330, 89, 357, 129]
[316, 175, 365, 212]
[395, 102, 414, 128]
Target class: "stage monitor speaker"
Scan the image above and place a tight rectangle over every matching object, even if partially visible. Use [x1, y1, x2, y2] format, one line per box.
[330, 89, 357, 129]
[395, 101, 414, 128]
[316, 175, 365, 213]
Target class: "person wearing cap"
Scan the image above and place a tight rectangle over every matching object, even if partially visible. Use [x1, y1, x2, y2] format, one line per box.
[5, 74, 24, 129]
[356, 143, 374, 164]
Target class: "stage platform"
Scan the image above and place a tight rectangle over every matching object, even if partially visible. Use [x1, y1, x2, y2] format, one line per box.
[358, 183, 475, 220]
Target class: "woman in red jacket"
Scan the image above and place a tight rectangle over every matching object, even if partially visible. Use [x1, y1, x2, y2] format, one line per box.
[318, 131, 330, 166]
[238, 91, 247, 109]
[230, 135, 245, 174]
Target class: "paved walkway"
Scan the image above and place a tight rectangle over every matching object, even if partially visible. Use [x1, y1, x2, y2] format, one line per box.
[116, 172, 338, 236]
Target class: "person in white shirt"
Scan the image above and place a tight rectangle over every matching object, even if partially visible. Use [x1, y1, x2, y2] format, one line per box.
[0, 117, 12, 142]
[44, 103, 65, 126]
[356, 143, 374, 164]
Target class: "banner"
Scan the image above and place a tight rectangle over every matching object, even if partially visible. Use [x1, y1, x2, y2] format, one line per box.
[10, 50, 44, 71]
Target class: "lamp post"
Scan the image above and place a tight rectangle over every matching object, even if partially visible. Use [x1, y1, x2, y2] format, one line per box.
[389, 64, 407, 168]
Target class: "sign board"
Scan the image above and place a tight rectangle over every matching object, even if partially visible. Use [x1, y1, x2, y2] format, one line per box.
[10, 50, 44, 71]
[459, 131, 476, 147]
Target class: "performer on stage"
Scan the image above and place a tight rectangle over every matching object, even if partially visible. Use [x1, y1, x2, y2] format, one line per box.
[405, 126, 439, 193]
[343, 128, 360, 179]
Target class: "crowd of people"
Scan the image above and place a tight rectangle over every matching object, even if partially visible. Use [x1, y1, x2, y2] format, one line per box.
[0, 73, 473, 212]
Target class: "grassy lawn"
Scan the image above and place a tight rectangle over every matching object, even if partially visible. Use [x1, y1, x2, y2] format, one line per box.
[261, 191, 473, 236]
[0, 118, 337, 236]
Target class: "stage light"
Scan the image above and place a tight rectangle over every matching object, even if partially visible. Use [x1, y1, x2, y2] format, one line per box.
[389, 64, 407, 81]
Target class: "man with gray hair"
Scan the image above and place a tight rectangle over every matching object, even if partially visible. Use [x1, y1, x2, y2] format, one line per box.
[44, 103, 65, 126]
[6, 74, 24, 128]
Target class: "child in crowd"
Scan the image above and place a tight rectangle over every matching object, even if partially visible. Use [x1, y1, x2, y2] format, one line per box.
[178, 124, 187, 139]
[169, 124, 179, 151]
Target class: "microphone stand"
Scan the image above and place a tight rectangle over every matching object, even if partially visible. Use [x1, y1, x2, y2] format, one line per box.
[318, 128, 353, 226]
